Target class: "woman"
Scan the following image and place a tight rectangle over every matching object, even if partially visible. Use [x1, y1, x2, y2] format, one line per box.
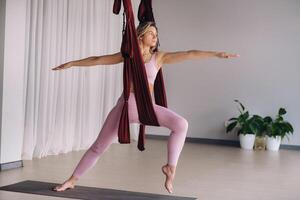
[51, 22, 239, 193]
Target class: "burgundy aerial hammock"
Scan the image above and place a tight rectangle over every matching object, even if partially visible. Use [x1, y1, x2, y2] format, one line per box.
[112, 0, 168, 151]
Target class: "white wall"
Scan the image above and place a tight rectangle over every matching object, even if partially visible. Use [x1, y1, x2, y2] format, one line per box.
[0, 0, 26, 163]
[0, 1, 6, 161]
[148, 0, 300, 146]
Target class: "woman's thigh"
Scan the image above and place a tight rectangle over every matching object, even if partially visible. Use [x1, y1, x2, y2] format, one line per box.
[127, 92, 141, 123]
[127, 93, 188, 131]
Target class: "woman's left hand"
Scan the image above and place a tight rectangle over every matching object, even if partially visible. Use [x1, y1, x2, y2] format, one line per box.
[216, 52, 240, 59]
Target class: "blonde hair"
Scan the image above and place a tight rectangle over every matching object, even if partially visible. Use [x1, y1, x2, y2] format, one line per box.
[136, 21, 159, 53]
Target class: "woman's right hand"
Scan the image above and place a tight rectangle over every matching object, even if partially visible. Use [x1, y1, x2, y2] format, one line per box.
[51, 62, 73, 71]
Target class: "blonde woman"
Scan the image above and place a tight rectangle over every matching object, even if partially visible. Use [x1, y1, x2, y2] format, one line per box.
[52, 22, 239, 193]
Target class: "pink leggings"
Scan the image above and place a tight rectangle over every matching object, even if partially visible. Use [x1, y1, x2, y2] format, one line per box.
[72, 92, 188, 178]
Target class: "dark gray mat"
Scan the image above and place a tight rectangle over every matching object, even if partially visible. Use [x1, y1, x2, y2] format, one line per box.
[0, 180, 197, 200]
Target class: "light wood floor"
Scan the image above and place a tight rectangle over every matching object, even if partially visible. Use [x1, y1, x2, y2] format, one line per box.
[0, 138, 299, 200]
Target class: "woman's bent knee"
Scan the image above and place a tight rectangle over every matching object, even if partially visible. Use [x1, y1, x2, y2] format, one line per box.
[174, 117, 189, 134]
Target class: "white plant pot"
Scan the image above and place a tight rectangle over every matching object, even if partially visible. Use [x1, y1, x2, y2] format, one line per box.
[266, 136, 281, 151]
[239, 134, 255, 150]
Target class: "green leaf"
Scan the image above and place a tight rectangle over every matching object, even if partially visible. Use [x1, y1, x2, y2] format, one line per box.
[253, 115, 262, 119]
[263, 116, 272, 123]
[278, 108, 286, 116]
[249, 123, 258, 134]
[228, 117, 238, 121]
[277, 116, 283, 121]
[286, 122, 294, 133]
[226, 121, 238, 133]
[234, 99, 245, 111]
[243, 111, 249, 120]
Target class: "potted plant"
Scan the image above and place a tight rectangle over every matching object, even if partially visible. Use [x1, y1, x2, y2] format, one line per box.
[264, 108, 294, 151]
[252, 115, 273, 150]
[226, 100, 264, 150]
[249, 115, 267, 150]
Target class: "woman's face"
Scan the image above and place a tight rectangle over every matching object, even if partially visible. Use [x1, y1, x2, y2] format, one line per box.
[140, 26, 158, 48]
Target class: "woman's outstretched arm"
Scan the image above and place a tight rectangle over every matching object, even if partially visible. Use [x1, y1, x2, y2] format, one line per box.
[157, 50, 240, 66]
[52, 52, 123, 71]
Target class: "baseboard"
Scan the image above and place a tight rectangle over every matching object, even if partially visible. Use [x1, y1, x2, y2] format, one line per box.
[146, 134, 300, 150]
[0, 160, 23, 171]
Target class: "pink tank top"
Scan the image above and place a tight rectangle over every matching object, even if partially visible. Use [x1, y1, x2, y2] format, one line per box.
[144, 53, 159, 84]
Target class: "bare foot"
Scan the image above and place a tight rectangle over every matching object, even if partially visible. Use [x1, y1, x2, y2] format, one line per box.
[53, 177, 77, 192]
[53, 180, 74, 192]
[161, 164, 176, 193]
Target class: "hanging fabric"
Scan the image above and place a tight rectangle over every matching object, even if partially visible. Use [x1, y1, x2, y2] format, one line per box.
[113, 0, 168, 151]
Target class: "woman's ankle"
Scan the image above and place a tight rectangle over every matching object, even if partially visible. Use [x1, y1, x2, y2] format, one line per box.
[69, 175, 79, 183]
[163, 164, 176, 173]
[167, 164, 176, 169]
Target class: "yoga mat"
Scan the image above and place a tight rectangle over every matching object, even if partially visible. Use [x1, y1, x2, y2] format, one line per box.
[0, 180, 197, 200]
